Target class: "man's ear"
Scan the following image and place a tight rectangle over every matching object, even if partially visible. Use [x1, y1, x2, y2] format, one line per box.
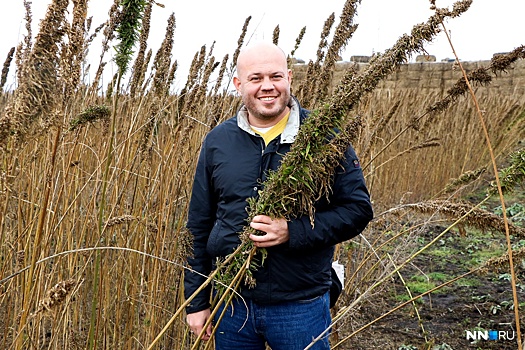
[287, 69, 293, 84]
[233, 76, 241, 93]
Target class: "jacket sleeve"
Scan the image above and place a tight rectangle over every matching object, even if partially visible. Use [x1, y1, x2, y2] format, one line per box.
[287, 144, 373, 251]
[184, 137, 215, 314]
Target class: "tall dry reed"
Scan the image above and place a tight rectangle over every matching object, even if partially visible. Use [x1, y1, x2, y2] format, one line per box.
[0, 0, 524, 349]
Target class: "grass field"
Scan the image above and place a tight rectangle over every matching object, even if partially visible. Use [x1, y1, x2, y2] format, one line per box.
[1, 0, 524, 349]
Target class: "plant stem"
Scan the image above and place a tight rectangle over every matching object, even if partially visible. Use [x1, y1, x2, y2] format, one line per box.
[146, 242, 248, 350]
[440, 21, 522, 350]
[87, 74, 121, 350]
[16, 126, 62, 349]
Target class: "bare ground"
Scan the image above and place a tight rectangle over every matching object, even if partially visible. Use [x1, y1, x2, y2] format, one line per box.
[333, 224, 525, 350]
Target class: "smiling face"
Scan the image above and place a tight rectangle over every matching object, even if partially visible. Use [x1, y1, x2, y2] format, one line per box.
[233, 42, 293, 127]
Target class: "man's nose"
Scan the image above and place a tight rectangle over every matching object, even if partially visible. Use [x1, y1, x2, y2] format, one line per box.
[261, 77, 274, 90]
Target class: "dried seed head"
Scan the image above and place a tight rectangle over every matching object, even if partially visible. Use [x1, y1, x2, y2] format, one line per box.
[272, 25, 280, 45]
[105, 215, 137, 227]
[490, 45, 525, 75]
[479, 246, 525, 275]
[69, 105, 111, 131]
[34, 279, 77, 315]
[0, 0, 69, 147]
[146, 222, 158, 234]
[290, 26, 306, 60]
[16, 250, 25, 266]
[179, 227, 194, 261]
[443, 168, 486, 194]
[231, 16, 252, 71]
[402, 199, 525, 238]
[130, 2, 152, 98]
[1, 47, 15, 89]
[152, 12, 176, 96]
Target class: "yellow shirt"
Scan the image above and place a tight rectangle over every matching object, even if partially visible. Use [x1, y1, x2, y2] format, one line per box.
[251, 112, 290, 146]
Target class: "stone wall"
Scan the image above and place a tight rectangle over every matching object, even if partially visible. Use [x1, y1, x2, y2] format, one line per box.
[293, 58, 525, 96]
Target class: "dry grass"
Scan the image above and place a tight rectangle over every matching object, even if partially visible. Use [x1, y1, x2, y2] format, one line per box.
[0, 0, 524, 349]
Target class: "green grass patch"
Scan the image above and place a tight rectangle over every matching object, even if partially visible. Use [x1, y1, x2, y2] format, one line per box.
[392, 291, 425, 304]
[406, 280, 436, 294]
[454, 277, 482, 288]
[427, 245, 456, 258]
[427, 272, 450, 282]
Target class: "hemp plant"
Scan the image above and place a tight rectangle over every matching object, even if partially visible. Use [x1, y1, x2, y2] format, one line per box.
[115, 0, 147, 77]
[213, 0, 475, 308]
[89, 1, 147, 349]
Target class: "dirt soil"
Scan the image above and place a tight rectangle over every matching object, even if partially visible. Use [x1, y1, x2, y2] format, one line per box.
[332, 225, 525, 350]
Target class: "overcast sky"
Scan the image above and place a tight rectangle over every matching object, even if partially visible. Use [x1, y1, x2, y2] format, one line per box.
[1, 0, 523, 88]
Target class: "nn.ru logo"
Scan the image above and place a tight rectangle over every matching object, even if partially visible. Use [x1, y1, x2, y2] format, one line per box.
[466, 329, 515, 341]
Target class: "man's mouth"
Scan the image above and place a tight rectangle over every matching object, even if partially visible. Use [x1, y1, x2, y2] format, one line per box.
[259, 97, 276, 101]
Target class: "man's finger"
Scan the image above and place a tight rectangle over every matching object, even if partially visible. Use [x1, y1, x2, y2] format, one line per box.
[252, 215, 272, 224]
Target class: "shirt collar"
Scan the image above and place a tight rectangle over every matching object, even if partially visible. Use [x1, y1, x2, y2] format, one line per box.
[237, 98, 300, 144]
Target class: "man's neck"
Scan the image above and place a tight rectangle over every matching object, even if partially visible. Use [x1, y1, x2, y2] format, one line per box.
[248, 107, 290, 128]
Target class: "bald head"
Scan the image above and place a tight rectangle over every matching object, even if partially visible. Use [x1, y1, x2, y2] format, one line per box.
[236, 42, 288, 78]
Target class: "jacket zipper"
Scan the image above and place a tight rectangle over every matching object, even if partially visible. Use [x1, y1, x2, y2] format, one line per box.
[258, 137, 265, 185]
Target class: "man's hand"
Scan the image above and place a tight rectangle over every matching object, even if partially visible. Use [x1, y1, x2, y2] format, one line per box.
[186, 309, 212, 341]
[249, 215, 289, 247]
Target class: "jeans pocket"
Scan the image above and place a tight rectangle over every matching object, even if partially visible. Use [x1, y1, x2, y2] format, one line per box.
[296, 293, 323, 304]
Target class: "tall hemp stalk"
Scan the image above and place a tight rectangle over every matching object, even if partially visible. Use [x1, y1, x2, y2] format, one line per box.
[88, 0, 146, 349]
[438, 11, 523, 347]
[2, 0, 70, 348]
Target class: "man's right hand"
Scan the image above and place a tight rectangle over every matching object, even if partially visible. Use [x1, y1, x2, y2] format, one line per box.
[186, 308, 213, 341]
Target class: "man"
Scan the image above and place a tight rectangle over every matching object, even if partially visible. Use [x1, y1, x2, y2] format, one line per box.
[184, 41, 373, 349]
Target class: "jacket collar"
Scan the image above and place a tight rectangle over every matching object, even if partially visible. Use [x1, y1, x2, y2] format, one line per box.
[237, 97, 301, 144]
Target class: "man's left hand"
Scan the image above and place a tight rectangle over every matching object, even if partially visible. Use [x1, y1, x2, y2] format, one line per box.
[249, 215, 289, 247]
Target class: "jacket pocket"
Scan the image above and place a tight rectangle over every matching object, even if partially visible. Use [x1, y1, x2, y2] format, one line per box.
[206, 220, 223, 257]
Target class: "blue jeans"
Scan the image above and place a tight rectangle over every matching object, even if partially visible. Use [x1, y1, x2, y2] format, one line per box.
[213, 292, 331, 350]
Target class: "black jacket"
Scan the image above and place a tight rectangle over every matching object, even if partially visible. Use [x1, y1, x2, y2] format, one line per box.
[184, 98, 373, 314]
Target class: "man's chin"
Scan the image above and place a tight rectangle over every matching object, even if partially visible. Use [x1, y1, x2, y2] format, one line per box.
[256, 107, 287, 120]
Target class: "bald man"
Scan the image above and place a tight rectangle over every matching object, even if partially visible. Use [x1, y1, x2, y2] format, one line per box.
[184, 42, 373, 349]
